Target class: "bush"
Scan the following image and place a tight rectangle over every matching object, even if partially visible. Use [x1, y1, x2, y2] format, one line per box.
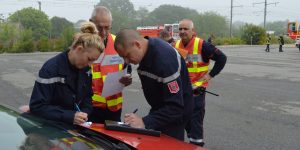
[0, 44, 4, 53]
[282, 36, 295, 44]
[10, 29, 35, 53]
[266, 35, 295, 44]
[12, 40, 34, 53]
[57, 27, 75, 50]
[0, 22, 19, 52]
[241, 24, 266, 45]
[214, 37, 245, 45]
[36, 37, 51, 52]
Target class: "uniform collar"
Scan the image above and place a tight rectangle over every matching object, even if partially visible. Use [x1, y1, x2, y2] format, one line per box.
[139, 38, 155, 68]
[57, 50, 78, 76]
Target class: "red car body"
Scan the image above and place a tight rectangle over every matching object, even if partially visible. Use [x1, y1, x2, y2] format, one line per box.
[84, 123, 207, 150]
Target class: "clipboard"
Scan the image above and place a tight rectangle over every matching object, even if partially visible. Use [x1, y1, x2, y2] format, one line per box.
[104, 120, 161, 137]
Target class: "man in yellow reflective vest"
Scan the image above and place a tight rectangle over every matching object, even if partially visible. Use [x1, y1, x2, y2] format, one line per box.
[89, 6, 132, 123]
[175, 19, 227, 147]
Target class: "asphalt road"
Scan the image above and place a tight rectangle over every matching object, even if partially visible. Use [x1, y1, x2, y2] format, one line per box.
[0, 45, 299, 150]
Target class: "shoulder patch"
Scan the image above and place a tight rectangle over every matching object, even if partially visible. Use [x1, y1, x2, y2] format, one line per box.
[167, 80, 179, 93]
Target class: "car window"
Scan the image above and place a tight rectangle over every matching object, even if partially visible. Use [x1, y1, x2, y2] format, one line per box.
[0, 105, 119, 150]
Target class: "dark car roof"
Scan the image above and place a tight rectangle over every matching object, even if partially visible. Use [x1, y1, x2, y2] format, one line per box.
[0, 105, 133, 150]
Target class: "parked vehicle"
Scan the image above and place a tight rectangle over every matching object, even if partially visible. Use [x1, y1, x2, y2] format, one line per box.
[0, 104, 205, 150]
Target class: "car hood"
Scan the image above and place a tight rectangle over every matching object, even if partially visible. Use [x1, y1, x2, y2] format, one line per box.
[83, 123, 206, 150]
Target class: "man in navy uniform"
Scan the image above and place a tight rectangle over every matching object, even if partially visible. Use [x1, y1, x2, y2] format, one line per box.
[114, 29, 194, 141]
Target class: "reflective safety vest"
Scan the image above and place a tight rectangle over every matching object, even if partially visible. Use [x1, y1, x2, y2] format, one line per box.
[175, 37, 210, 88]
[91, 33, 124, 111]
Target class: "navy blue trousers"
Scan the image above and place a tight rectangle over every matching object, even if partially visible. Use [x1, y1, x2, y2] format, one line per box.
[185, 92, 206, 141]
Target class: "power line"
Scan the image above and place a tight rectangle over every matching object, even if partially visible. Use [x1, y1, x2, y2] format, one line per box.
[253, 0, 279, 29]
[230, 0, 242, 37]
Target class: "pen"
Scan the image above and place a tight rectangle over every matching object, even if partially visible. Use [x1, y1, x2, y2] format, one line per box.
[75, 103, 81, 112]
[133, 108, 138, 114]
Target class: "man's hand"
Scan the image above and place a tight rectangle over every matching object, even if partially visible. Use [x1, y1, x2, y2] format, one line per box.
[124, 113, 145, 128]
[73, 112, 88, 125]
[199, 74, 212, 83]
[119, 74, 132, 86]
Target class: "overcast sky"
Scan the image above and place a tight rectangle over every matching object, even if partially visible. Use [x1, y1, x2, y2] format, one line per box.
[1, 0, 299, 25]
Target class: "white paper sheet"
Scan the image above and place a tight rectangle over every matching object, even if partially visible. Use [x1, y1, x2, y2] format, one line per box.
[101, 68, 127, 97]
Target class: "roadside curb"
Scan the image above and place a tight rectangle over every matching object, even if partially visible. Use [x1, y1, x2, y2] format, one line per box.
[217, 44, 296, 48]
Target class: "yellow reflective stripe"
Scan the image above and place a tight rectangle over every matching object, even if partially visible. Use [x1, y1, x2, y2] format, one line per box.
[111, 34, 116, 41]
[102, 75, 107, 81]
[193, 38, 200, 68]
[193, 81, 204, 87]
[193, 38, 200, 54]
[92, 72, 101, 79]
[107, 97, 123, 107]
[175, 40, 180, 48]
[188, 66, 209, 73]
[92, 94, 106, 103]
[119, 64, 123, 71]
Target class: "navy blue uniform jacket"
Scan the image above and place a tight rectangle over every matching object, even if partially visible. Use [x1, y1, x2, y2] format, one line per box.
[139, 38, 194, 130]
[29, 50, 93, 124]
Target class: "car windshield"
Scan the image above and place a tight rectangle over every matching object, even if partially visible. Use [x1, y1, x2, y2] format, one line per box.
[0, 105, 132, 150]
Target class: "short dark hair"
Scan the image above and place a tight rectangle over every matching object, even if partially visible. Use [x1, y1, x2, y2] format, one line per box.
[114, 29, 141, 50]
[159, 30, 171, 39]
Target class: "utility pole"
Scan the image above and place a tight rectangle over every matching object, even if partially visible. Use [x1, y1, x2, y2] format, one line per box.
[253, 0, 279, 29]
[230, 0, 242, 37]
[230, 0, 233, 38]
[38, 1, 41, 11]
[264, 0, 267, 29]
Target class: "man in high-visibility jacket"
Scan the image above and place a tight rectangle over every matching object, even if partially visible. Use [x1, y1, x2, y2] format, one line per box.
[175, 19, 227, 146]
[265, 34, 271, 52]
[89, 6, 132, 123]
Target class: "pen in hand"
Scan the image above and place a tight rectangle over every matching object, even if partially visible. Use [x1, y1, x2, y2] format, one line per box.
[74, 103, 89, 123]
[133, 108, 138, 114]
[75, 103, 81, 112]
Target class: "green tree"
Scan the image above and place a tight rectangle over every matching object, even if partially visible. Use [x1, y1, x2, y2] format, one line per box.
[97, 0, 137, 33]
[74, 20, 86, 32]
[264, 20, 288, 36]
[50, 16, 74, 39]
[57, 27, 75, 50]
[194, 11, 229, 38]
[145, 5, 199, 25]
[8, 7, 51, 40]
[37, 36, 51, 52]
[98, 0, 135, 18]
[232, 21, 246, 37]
[11, 29, 34, 53]
[0, 22, 19, 52]
[241, 24, 266, 45]
[135, 7, 149, 26]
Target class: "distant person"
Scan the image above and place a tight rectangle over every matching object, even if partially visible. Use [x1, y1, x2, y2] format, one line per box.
[159, 30, 175, 44]
[89, 6, 132, 124]
[114, 29, 194, 141]
[278, 36, 284, 52]
[159, 30, 188, 59]
[265, 34, 271, 52]
[29, 22, 104, 125]
[207, 34, 215, 45]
